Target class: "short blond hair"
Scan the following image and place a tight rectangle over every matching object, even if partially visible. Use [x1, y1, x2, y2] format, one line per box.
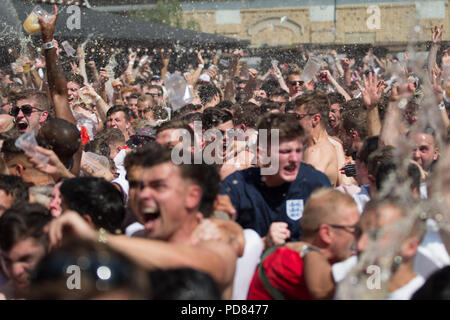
[301, 188, 357, 237]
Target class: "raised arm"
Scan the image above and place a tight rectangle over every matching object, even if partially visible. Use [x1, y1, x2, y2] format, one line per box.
[323, 70, 352, 101]
[356, 72, 385, 136]
[38, 5, 75, 125]
[427, 25, 444, 82]
[46, 211, 237, 291]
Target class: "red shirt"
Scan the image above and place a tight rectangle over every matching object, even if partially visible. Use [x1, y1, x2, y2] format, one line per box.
[247, 246, 312, 300]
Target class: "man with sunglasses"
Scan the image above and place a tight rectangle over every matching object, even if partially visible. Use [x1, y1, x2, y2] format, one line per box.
[143, 84, 164, 107]
[9, 90, 49, 134]
[287, 71, 306, 99]
[247, 188, 359, 300]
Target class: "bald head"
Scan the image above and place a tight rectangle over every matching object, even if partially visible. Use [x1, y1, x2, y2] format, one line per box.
[37, 119, 81, 164]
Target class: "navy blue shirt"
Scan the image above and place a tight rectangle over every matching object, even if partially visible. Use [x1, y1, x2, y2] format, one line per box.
[220, 163, 331, 241]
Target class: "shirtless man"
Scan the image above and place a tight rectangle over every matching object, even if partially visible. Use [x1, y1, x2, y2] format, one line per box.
[46, 143, 242, 299]
[295, 90, 345, 186]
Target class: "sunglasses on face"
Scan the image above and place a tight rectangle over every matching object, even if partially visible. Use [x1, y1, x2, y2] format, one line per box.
[9, 105, 43, 117]
[289, 81, 305, 86]
[146, 93, 162, 97]
[294, 113, 316, 120]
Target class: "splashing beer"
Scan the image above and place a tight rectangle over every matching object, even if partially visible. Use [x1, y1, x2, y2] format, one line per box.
[23, 6, 48, 35]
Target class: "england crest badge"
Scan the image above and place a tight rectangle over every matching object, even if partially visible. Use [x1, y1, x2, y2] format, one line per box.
[286, 199, 304, 221]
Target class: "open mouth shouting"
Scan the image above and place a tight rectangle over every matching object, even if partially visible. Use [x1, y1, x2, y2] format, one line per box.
[141, 207, 160, 232]
[283, 163, 298, 176]
[16, 119, 29, 132]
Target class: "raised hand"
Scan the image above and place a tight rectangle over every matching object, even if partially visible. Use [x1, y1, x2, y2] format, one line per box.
[197, 49, 205, 66]
[431, 69, 444, 105]
[431, 24, 444, 45]
[69, 61, 79, 74]
[38, 5, 57, 43]
[356, 72, 385, 109]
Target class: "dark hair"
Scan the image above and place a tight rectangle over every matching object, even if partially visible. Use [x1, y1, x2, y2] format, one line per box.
[60, 177, 125, 233]
[294, 90, 330, 127]
[202, 107, 233, 131]
[260, 101, 282, 114]
[27, 239, 150, 300]
[150, 268, 221, 300]
[130, 144, 220, 217]
[216, 100, 234, 111]
[0, 175, 29, 205]
[260, 79, 279, 97]
[124, 142, 161, 173]
[328, 92, 346, 106]
[342, 100, 368, 139]
[257, 112, 304, 141]
[376, 160, 421, 194]
[172, 104, 202, 119]
[66, 72, 84, 87]
[180, 112, 203, 124]
[0, 202, 52, 252]
[127, 93, 141, 101]
[198, 84, 219, 105]
[233, 104, 261, 128]
[1, 138, 24, 162]
[356, 136, 379, 165]
[367, 146, 395, 177]
[269, 88, 290, 101]
[412, 266, 450, 300]
[106, 105, 132, 122]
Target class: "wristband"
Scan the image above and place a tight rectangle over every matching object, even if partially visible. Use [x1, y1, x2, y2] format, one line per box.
[42, 41, 55, 50]
[95, 95, 101, 102]
[438, 102, 445, 110]
[198, 64, 204, 69]
[276, 74, 282, 79]
[30, 66, 36, 71]
[129, 61, 135, 65]
[300, 245, 320, 258]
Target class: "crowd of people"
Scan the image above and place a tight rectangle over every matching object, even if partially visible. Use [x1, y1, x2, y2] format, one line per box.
[0, 5, 449, 300]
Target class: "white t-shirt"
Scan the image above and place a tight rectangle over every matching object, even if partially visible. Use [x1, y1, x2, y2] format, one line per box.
[352, 184, 371, 214]
[386, 275, 425, 300]
[414, 219, 450, 279]
[231, 229, 263, 300]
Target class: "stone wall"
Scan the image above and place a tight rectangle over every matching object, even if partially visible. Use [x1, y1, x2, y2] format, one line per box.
[182, 2, 449, 46]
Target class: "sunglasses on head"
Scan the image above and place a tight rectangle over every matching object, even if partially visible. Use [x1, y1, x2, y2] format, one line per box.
[9, 105, 43, 117]
[290, 81, 304, 86]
